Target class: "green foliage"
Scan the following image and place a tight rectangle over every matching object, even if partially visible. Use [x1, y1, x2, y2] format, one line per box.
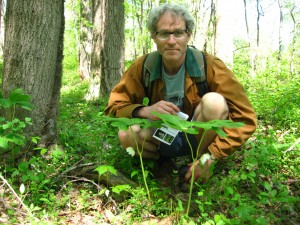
[95, 165, 117, 177]
[0, 89, 33, 157]
[2, 8, 299, 223]
[233, 43, 300, 130]
[102, 112, 245, 217]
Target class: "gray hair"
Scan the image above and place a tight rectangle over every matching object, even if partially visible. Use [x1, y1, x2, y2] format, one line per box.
[147, 3, 195, 36]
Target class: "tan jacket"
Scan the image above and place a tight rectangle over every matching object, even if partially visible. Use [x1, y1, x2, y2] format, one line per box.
[105, 50, 257, 159]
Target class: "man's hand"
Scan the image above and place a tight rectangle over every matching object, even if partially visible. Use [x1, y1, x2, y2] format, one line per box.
[135, 100, 180, 120]
[184, 159, 215, 183]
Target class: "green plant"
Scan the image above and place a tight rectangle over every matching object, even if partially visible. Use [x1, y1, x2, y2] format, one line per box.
[0, 89, 33, 162]
[101, 116, 153, 200]
[101, 112, 244, 217]
[151, 112, 244, 216]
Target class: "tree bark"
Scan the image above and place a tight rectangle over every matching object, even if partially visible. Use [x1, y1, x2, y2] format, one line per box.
[243, 0, 256, 76]
[0, 0, 5, 55]
[204, 0, 216, 53]
[289, 5, 296, 76]
[2, 0, 64, 147]
[256, 0, 261, 47]
[99, 0, 125, 97]
[79, 0, 93, 81]
[277, 0, 283, 61]
[88, 0, 125, 99]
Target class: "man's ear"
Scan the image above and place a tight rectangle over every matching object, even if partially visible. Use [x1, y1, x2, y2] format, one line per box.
[187, 32, 192, 42]
[152, 35, 158, 44]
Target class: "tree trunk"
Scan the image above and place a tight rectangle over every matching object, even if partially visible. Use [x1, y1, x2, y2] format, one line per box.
[243, 0, 256, 76]
[256, 0, 260, 47]
[2, 0, 64, 147]
[289, 5, 296, 76]
[204, 0, 216, 53]
[277, 0, 283, 61]
[99, 0, 125, 97]
[79, 0, 93, 81]
[88, 0, 125, 99]
[0, 0, 5, 55]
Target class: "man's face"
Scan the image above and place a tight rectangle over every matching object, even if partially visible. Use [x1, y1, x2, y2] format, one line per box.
[153, 11, 191, 67]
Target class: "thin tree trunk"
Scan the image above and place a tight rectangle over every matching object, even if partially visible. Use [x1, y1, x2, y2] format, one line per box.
[277, 0, 283, 61]
[256, 0, 260, 47]
[289, 5, 295, 76]
[204, 0, 215, 53]
[243, 0, 255, 76]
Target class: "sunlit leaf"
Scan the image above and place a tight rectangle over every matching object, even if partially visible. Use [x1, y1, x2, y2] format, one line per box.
[111, 184, 131, 194]
[102, 116, 152, 130]
[95, 165, 117, 176]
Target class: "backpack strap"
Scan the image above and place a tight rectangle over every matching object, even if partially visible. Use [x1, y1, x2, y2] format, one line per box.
[188, 47, 210, 97]
[142, 51, 160, 100]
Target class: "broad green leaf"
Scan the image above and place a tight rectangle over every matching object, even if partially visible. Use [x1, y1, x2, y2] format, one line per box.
[240, 173, 247, 180]
[95, 165, 117, 176]
[263, 182, 272, 192]
[192, 120, 244, 131]
[18, 162, 29, 173]
[0, 138, 9, 149]
[224, 186, 234, 196]
[152, 112, 244, 135]
[5, 133, 26, 145]
[152, 112, 198, 133]
[0, 98, 11, 108]
[9, 89, 33, 110]
[102, 116, 152, 130]
[131, 170, 139, 178]
[111, 184, 131, 194]
[211, 127, 227, 137]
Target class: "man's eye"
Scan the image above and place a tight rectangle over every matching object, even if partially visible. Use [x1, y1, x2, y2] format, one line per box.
[161, 32, 169, 37]
[174, 31, 184, 36]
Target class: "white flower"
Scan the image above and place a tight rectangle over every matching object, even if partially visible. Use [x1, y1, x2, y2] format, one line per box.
[200, 153, 211, 165]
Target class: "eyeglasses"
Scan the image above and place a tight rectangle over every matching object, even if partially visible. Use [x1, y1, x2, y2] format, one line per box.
[155, 29, 188, 40]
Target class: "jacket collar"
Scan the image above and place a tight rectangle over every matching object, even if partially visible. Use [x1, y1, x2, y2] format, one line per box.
[149, 47, 202, 82]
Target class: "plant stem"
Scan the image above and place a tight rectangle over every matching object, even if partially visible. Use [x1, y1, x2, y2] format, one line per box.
[185, 129, 207, 216]
[129, 127, 151, 200]
[138, 147, 151, 200]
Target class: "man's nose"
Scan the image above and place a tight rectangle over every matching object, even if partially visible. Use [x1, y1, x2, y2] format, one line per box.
[167, 34, 177, 43]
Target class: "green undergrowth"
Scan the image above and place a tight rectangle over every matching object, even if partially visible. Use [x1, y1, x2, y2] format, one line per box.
[0, 42, 299, 224]
[54, 61, 300, 224]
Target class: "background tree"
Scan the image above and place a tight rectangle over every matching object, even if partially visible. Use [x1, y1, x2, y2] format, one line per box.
[124, 0, 154, 63]
[87, 0, 125, 99]
[277, 0, 283, 61]
[289, 2, 298, 76]
[0, 0, 5, 54]
[79, 0, 92, 81]
[2, 0, 64, 147]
